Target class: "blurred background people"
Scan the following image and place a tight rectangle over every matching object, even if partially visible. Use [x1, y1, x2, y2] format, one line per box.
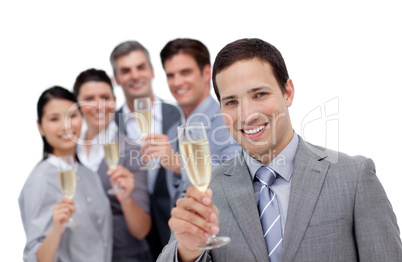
[73, 68, 152, 262]
[19, 86, 112, 262]
[110, 40, 181, 260]
[141, 37, 241, 205]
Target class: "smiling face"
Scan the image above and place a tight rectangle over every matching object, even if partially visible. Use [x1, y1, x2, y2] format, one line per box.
[37, 98, 82, 156]
[217, 58, 294, 164]
[114, 50, 154, 108]
[163, 53, 211, 117]
[76, 81, 116, 133]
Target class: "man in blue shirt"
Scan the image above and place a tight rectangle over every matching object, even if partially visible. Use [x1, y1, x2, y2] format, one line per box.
[140, 38, 241, 259]
[141, 38, 241, 196]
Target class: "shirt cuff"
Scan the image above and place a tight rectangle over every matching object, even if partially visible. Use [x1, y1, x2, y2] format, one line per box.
[174, 242, 206, 262]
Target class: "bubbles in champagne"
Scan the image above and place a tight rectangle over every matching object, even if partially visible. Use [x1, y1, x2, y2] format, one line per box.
[179, 139, 211, 192]
[59, 169, 77, 199]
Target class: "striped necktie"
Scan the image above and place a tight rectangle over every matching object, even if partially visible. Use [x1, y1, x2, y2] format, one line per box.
[256, 166, 283, 262]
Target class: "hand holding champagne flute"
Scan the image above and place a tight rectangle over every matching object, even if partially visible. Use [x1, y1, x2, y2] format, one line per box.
[104, 140, 124, 195]
[58, 155, 77, 227]
[177, 122, 231, 250]
[134, 97, 160, 170]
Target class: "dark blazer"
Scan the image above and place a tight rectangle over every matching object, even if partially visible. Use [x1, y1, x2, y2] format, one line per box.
[115, 100, 182, 261]
[158, 136, 402, 261]
[115, 101, 182, 136]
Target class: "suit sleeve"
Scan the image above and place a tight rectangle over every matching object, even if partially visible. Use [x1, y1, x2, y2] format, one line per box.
[123, 146, 150, 214]
[157, 238, 212, 262]
[354, 158, 402, 261]
[18, 168, 62, 262]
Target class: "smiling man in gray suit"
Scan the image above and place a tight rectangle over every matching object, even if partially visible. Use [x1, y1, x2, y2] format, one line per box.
[157, 38, 402, 262]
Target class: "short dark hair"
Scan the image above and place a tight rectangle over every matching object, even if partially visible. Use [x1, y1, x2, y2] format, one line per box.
[37, 86, 78, 159]
[212, 38, 289, 101]
[160, 38, 210, 73]
[73, 68, 114, 97]
[110, 40, 152, 74]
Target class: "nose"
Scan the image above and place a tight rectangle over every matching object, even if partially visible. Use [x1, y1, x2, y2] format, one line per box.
[130, 69, 139, 79]
[97, 99, 107, 113]
[170, 75, 184, 89]
[240, 100, 260, 125]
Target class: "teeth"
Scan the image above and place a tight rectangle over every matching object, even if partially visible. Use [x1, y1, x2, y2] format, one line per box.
[177, 89, 188, 94]
[62, 133, 73, 139]
[244, 125, 265, 135]
[130, 81, 143, 88]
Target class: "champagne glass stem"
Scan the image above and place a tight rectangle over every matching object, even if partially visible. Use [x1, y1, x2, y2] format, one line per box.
[64, 217, 76, 227]
[108, 179, 124, 195]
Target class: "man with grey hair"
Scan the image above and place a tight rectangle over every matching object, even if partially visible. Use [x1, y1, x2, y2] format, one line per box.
[110, 40, 181, 261]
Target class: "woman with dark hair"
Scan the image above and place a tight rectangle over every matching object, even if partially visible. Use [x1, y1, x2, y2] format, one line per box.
[74, 68, 152, 262]
[18, 86, 112, 262]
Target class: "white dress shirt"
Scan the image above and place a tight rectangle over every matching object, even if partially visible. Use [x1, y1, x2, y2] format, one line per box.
[76, 121, 118, 173]
[122, 97, 163, 194]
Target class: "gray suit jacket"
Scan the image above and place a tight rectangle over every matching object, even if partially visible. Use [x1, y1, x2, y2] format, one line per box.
[158, 136, 402, 261]
[165, 96, 241, 208]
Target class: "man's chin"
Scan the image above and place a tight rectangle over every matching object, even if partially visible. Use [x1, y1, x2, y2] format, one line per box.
[242, 141, 275, 157]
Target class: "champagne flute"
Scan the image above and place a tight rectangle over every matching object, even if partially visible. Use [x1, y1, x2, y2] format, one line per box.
[58, 155, 77, 227]
[177, 122, 231, 250]
[134, 97, 160, 170]
[104, 138, 124, 195]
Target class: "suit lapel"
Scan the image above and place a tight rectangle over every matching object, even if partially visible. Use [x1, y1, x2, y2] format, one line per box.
[161, 101, 183, 133]
[220, 155, 270, 262]
[279, 138, 330, 262]
[114, 107, 126, 135]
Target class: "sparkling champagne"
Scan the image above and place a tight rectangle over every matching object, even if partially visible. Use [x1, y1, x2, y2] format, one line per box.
[58, 169, 77, 199]
[137, 110, 152, 136]
[179, 139, 211, 192]
[104, 143, 119, 168]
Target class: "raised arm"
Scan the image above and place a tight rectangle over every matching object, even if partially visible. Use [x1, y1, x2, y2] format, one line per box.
[108, 165, 151, 239]
[36, 198, 75, 261]
[157, 187, 219, 262]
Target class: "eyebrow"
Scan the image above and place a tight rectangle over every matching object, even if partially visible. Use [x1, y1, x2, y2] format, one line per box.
[247, 86, 271, 94]
[221, 86, 272, 102]
[119, 66, 130, 72]
[221, 95, 237, 102]
[137, 62, 147, 68]
[44, 112, 60, 118]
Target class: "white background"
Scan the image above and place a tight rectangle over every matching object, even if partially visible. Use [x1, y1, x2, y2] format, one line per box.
[1, 0, 401, 260]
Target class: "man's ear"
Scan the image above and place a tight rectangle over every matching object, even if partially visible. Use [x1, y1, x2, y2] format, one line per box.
[202, 64, 211, 82]
[284, 79, 295, 107]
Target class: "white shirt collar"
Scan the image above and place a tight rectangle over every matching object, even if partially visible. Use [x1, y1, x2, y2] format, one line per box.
[121, 96, 163, 140]
[76, 121, 118, 173]
[121, 97, 164, 194]
[46, 154, 78, 171]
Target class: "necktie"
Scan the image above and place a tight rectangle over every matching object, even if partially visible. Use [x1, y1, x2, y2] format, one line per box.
[256, 166, 283, 262]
